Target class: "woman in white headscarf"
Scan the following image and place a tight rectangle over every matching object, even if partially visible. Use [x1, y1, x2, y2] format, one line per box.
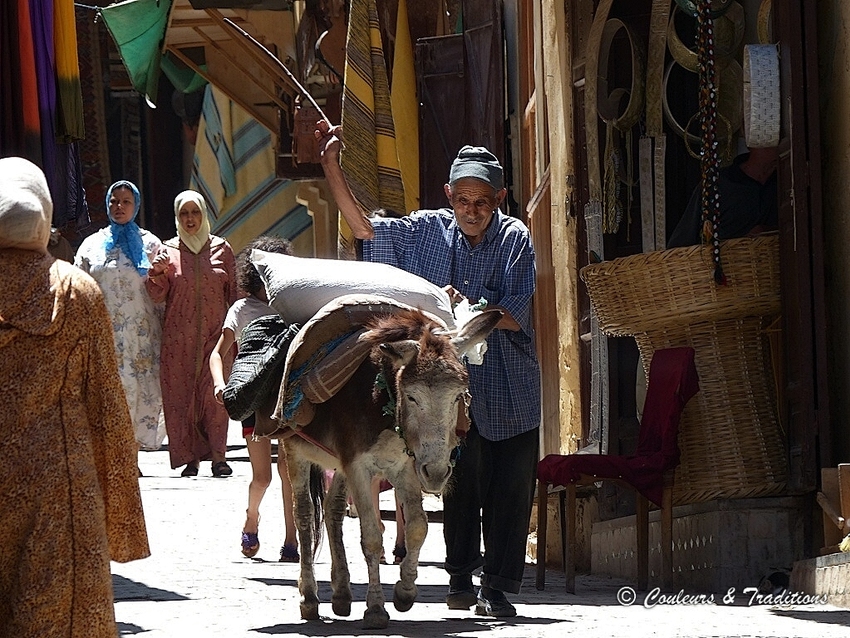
[146, 190, 237, 478]
[0, 157, 149, 637]
[76, 181, 165, 458]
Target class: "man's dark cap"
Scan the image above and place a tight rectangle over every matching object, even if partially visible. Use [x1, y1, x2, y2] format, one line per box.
[449, 146, 504, 191]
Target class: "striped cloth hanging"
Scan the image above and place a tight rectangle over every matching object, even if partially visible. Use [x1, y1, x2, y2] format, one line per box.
[54, 0, 84, 142]
[340, 0, 405, 256]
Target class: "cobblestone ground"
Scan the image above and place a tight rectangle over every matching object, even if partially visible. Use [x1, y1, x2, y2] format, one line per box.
[113, 429, 850, 638]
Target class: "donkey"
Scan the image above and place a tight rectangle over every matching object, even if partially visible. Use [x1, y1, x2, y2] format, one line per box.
[283, 307, 501, 629]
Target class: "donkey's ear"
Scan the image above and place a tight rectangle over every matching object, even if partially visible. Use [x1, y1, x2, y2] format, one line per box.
[451, 309, 502, 356]
[379, 339, 420, 368]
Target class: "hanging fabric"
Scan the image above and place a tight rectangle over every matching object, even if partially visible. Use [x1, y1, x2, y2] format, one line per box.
[1, 0, 42, 163]
[99, 0, 172, 106]
[54, 0, 84, 141]
[339, 0, 406, 257]
[390, 0, 420, 214]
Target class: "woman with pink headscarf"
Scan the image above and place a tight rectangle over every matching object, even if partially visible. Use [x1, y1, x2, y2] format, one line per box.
[147, 190, 237, 478]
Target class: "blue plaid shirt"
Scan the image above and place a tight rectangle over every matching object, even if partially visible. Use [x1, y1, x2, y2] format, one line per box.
[363, 208, 541, 441]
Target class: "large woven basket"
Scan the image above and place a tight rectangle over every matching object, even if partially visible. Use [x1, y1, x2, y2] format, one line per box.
[581, 235, 781, 334]
[580, 235, 788, 504]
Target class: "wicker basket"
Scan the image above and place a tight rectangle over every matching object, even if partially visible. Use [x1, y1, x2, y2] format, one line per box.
[580, 235, 788, 504]
[580, 235, 781, 335]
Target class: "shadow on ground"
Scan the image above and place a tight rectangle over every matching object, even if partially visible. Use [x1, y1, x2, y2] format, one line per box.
[113, 574, 189, 602]
[254, 614, 566, 636]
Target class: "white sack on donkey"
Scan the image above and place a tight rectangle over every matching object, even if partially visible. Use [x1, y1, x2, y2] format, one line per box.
[251, 251, 456, 329]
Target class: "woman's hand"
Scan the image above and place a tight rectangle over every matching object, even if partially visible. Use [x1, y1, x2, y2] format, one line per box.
[213, 384, 226, 405]
[149, 252, 171, 277]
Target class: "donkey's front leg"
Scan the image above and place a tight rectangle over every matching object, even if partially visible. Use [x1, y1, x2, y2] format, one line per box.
[389, 463, 427, 612]
[285, 448, 320, 621]
[347, 464, 390, 629]
[324, 471, 352, 616]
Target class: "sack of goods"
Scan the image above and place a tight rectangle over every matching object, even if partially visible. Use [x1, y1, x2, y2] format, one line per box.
[251, 251, 456, 329]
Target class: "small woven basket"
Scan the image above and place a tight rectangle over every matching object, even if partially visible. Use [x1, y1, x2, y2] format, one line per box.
[580, 235, 788, 504]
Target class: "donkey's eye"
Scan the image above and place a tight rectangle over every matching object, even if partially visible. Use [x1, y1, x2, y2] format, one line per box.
[406, 395, 418, 405]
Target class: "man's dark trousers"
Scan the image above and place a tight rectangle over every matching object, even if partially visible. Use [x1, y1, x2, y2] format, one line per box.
[443, 423, 539, 594]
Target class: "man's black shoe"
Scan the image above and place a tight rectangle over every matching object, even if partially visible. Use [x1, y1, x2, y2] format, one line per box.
[445, 574, 477, 609]
[475, 587, 517, 618]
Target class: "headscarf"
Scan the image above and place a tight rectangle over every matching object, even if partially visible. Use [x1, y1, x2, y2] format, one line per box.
[0, 157, 52, 253]
[174, 190, 211, 254]
[104, 180, 150, 275]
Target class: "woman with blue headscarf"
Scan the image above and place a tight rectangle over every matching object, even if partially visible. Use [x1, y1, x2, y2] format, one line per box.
[76, 181, 165, 458]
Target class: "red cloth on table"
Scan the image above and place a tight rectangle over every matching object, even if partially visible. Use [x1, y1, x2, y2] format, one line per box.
[537, 347, 699, 507]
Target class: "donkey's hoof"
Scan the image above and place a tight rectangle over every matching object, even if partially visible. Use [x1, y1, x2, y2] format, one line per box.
[393, 581, 417, 612]
[363, 605, 390, 629]
[331, 595, 352, 617]
[300, 600, 320, 621]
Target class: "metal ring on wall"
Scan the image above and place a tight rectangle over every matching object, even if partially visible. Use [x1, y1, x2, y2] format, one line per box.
[597, 18, 646, 133]
[757, 0, 773, 44]
[667, 1, 745, 73]
[662, 58, 742, 148]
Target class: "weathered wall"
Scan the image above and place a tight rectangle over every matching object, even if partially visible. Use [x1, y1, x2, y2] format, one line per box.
[817, 0, 850, 462]
[542, 0, 583, 453]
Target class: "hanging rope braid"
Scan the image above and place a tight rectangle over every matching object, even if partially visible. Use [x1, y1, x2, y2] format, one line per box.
[696, 0, 727, 285]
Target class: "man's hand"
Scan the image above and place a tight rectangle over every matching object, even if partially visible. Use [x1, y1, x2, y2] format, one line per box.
[443, 285, 467, 307]
[313, 120, 374, 240]
[315, 120, 343, 165]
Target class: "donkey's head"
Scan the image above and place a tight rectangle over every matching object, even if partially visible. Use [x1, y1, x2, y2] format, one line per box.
[365, 309, 501, 493]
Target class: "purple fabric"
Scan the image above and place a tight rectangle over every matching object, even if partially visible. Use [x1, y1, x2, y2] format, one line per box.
[29, 0, 58, 199]
[537, 347, 699, 506]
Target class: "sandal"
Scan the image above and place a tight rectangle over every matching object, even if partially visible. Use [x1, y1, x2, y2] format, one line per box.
[392, 544, 407, 564]
[212, 461, 232, 477]
[280, 543, 300, 562]
[180, 462, 199, 477]
[241, 532, 260, 558]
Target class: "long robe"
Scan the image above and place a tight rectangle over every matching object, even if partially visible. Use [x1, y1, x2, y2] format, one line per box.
[76, 227, 165, 450]
[146, 236, 236, 469]
[0, 250, 149, 638]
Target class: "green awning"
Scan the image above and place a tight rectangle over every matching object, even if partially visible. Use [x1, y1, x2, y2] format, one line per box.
[99, 0, 173, 106]
[161, 52, 208, 94]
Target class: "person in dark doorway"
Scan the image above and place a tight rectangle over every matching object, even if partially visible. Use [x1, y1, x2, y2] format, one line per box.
[667, 145, 779, 248]
[315, 120, 541, 618]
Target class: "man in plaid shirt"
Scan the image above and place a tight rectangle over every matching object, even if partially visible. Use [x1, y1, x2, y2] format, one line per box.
[317, 121, 541, 618]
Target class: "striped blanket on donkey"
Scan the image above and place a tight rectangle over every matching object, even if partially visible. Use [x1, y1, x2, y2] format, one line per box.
[253, 294, 451, 438]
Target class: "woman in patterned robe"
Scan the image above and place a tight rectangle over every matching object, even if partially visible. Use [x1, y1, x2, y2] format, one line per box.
[0, 157, 149, 638]
[146, 190, 237, 478]
[76, 181, 165, 455]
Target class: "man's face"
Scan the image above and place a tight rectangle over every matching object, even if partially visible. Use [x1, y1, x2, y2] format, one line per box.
[444, 178, 505, 246]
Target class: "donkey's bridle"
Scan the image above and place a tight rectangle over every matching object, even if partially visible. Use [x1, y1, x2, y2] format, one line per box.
[374, 371, 465, 465]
